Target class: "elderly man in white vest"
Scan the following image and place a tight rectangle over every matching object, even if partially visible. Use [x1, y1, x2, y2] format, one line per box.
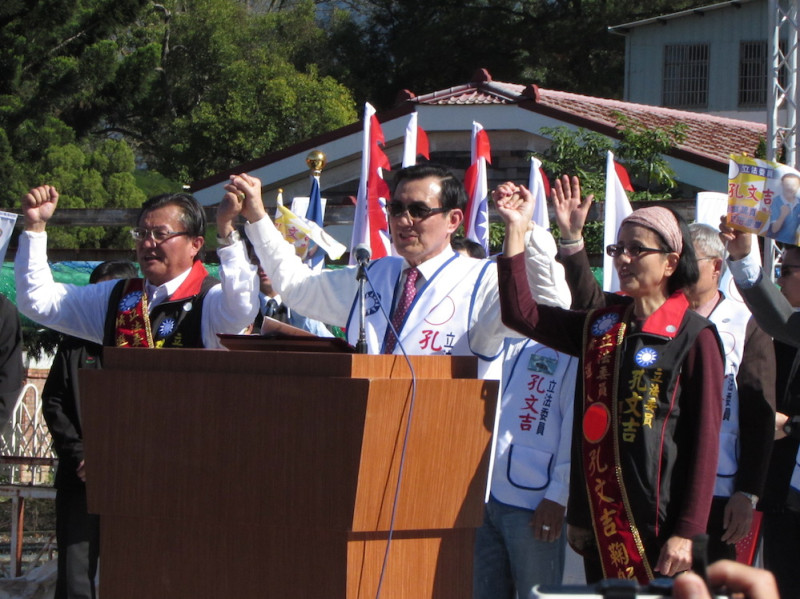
[233, 164, 569, 376]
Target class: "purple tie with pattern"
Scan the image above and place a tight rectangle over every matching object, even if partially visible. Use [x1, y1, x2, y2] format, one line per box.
[384, 267, 420, 354]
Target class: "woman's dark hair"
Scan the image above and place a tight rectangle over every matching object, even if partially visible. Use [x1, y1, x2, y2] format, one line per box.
[392, 163, 467, 212]
[451, 236, 487, 259]
[136, 192, 207, 261]
[653, 209, 699, 295]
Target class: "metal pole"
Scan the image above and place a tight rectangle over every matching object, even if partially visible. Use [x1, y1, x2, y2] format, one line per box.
[766, 0, 800, 276]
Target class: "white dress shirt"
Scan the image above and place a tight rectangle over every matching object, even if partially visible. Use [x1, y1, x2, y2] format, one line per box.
[244, 214, 571, 360]
[15, 231, 259, 349]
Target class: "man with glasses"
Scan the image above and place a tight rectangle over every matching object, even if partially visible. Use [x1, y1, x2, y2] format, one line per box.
[682, 224, 774, 562]
[235, 164, 568, 371]
[721, 223, 800, 598]
[15, 185, 258, 349]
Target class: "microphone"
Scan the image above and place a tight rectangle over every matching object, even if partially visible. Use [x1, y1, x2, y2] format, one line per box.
[354, 243, 371, 267]
[354, 243, 371, 354]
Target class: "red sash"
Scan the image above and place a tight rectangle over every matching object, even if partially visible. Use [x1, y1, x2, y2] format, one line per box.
[113, 278, 154, 348]
[582, 304, 653, 583]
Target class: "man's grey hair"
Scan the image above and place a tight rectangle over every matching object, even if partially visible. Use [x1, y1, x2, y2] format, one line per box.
[689, 222, 727, 275]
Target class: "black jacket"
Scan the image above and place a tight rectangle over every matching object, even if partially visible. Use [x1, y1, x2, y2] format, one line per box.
[42, 336, 102, 489]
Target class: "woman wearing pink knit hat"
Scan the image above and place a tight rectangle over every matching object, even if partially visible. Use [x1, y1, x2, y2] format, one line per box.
[494, 182, 724, 585]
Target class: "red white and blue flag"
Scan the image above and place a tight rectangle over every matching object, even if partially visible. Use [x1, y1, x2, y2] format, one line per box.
[350, 103, 392, 263]
[463, 122, 491, 254]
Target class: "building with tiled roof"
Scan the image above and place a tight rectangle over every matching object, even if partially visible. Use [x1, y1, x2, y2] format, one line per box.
[190, 69, 765, 232]
[608, 0, 778, 124]
[412, 75, 765, 172]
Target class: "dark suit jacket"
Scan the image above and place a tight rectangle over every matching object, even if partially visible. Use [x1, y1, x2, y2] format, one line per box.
[0, 294, 24, 426]
[738, 272, 800, 348]
[738, 274, 800, 509]
[42, 336, 102, 489]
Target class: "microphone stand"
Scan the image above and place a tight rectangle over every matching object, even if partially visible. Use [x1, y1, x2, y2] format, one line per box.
[355, 261, 368, 354]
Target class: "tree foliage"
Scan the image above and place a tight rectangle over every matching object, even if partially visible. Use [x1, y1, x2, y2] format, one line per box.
[539, 126, 613, 200]
[537, 115, 688, 204]
[105, 0, 357, 182]
[614, 113, 687, 200]
[534, 116, 690, 251]
[0, 0, 357, 242]
[322, 0, 713, 109]
[0, 0, 713, 255]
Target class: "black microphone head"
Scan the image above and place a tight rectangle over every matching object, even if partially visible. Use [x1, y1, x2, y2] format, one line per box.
[354, 243, 372, 264]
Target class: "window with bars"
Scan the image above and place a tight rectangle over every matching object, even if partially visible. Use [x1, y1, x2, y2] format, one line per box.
[663, 44, 709, 108]
[739, 41, 767, 107]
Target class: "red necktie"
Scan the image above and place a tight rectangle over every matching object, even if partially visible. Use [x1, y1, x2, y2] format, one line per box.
[385, 267, 419, 354]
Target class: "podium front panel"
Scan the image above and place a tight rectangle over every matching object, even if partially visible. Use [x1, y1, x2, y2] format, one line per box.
[81, 349, 497, 598]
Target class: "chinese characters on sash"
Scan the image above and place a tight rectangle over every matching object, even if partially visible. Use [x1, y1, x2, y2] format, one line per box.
[582, 309, 653, 583]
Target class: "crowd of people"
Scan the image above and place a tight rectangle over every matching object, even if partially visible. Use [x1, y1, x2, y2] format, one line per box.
[5, 162, 795, 598]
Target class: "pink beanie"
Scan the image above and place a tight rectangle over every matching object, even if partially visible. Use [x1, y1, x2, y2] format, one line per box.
[620, 206, 683, 254]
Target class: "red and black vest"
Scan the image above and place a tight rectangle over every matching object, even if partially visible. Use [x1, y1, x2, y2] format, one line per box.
[102, 262, 218, 349]
[580, 293, 721, 580]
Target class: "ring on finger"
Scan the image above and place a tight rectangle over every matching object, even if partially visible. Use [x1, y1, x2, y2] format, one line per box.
[542, 525, 551, 532]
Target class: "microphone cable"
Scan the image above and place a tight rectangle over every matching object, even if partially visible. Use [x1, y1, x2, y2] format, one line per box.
[359, 266, 418, 599]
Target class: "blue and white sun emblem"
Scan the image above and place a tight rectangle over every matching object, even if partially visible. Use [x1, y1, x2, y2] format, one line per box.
[591, 313, 620, 337]
[365, 291, 381, 316]
[118, 291, 142, 313]
[157, 318, 176, 338]
[635, 347, 659, 367]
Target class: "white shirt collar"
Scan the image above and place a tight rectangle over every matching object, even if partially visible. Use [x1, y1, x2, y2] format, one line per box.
[145, 267, 193, 310]
[401, 248, 458, 282]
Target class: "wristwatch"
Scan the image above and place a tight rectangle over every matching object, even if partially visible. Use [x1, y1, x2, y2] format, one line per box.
[737, 491, 759, 508]
[216, 229, 241, 248]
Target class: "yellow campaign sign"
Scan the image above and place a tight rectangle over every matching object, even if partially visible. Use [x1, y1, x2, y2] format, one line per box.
[728, 154, 800, 245]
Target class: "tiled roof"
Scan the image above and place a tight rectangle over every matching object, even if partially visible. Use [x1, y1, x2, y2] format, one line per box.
[414, 78, 766, 169]
[413, 83, 521, 105]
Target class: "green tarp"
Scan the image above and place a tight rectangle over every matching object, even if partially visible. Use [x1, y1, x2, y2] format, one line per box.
[1, 261, 222, 305]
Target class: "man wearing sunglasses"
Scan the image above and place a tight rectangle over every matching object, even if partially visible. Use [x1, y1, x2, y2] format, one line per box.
[236, 163, 569, 370]
[15, 185, 258, 349]
[722, 223, 800, 598]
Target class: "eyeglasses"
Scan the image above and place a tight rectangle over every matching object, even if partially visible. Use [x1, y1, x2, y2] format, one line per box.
[387, 201, 448, 221]
[606, 243, 671, 258]
[775, 264, 800, 278]
[130, 227, 191, 243]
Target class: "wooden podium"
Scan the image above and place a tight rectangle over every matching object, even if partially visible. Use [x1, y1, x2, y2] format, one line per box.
[80, 347, 498, 598]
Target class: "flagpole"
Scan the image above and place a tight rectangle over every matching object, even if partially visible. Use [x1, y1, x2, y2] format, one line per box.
[305, 150, 327, 270]
[351, 103, 375, 264]
[306, 150, 326, 188]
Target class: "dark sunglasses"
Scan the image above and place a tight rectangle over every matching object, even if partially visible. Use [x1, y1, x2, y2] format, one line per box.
[387, 201, 448, 220]
[606, 243, 670, 258]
